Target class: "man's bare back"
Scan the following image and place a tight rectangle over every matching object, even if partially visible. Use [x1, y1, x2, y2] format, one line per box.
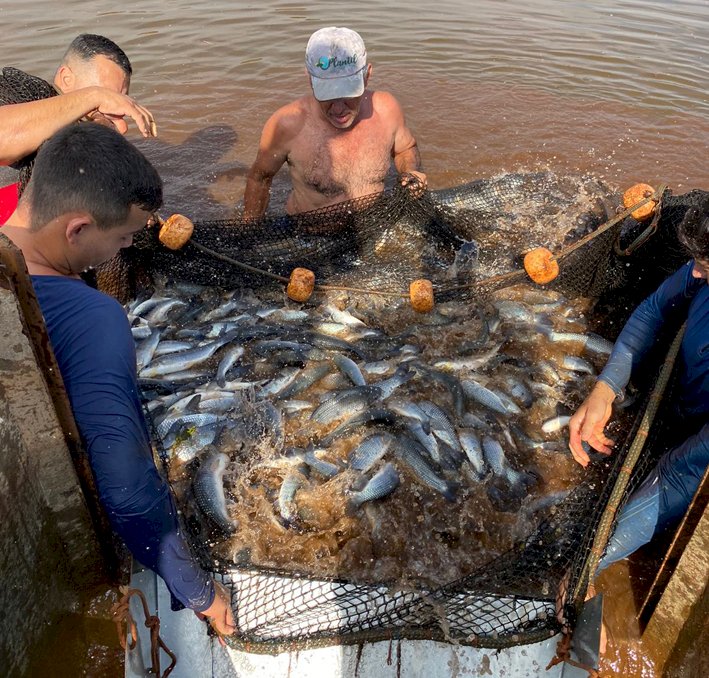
[243, 27, 425, 220]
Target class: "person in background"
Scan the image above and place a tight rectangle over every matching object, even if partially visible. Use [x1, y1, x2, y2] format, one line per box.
[0, 33, 156, 223]
[1, 123, 234, 639]
[243, 26, 426, 220]
[568, 197, 709, 574]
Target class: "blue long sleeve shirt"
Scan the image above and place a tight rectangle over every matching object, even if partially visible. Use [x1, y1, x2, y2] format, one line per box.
[599, 258, 708, 486]
[33, 275, 214, 612]
[599, 261, 708, 424]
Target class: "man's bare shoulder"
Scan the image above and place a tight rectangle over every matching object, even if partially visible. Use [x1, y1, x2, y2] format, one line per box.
[370, 90, 405, 123]
[264, 95, 311, 140]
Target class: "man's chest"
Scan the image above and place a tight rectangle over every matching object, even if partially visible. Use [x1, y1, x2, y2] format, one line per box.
[289, 120, 394, 186]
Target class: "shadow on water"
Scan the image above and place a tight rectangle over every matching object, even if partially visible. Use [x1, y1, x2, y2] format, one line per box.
[134, 124, 247, 221]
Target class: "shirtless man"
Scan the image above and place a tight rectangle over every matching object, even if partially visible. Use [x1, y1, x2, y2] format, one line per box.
[0, 34, 156, 222]
[243, 26, 426, 219]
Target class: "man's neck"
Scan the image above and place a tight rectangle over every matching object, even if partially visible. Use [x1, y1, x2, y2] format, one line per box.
[2, 223, 76, 277]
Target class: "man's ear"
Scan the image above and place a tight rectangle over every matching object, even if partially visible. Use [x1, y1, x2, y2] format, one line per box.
[364, 63, 373, 86]
[55, 64, 75, 93]
[65, 214, 95, 244]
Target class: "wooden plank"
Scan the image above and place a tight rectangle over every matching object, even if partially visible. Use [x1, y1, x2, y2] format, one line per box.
[641, 484, 709, 672]
[638, 464, 709, 625]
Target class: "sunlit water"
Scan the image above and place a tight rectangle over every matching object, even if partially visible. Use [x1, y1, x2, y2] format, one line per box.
[2, 1, 707, 674]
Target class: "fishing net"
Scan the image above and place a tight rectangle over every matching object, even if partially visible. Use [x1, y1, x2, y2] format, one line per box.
[107, 173, 704, 652]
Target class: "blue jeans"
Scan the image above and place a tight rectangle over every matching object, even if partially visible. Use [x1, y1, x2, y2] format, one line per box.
[596, 424, 709, 574]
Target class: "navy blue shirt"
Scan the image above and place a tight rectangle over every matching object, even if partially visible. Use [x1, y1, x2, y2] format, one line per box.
[32, 275, 214, 612]
[599, 260, 708, 424]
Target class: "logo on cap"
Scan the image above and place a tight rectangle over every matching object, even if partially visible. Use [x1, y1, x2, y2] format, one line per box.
[315, 54, 360, 71]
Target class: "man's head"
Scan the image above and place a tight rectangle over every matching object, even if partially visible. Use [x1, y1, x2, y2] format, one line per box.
[678, 196, 709, 282]
[22, 123, 162, 272]
[305, 27, 372, 129]
[55, 34, 132, 96]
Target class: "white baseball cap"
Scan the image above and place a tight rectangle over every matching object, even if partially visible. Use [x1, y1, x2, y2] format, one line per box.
[305, 27, 367, 101]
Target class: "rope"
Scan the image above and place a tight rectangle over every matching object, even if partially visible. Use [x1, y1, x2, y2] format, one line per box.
[179, 184, 667, 302]
[574, 322, 686, 601]
[545, 632, 600, 677]
[111, 586, 177, 678]
[189, 238, 409, 298]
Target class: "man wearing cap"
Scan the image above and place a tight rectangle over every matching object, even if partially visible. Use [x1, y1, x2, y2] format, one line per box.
[243, 26, 426, 220]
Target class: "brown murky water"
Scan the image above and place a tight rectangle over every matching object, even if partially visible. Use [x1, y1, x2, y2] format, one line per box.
[2, 0, 707, 674]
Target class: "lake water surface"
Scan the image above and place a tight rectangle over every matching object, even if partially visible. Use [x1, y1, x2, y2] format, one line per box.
[1, 0, 708, 217]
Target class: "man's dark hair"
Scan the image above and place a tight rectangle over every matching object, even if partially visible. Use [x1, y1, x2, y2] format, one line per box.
[25, 124, 162, 231]
[63, 34, 132, 77]
[677, 195, 709, 263]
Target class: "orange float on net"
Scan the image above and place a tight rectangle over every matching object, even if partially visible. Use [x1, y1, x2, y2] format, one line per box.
[409, 279, 435, 313]
[623, 183, 657, 221]
[523, 247, 560, 285]
[287, 267, 315, 303]
[158, 214, 194, 250]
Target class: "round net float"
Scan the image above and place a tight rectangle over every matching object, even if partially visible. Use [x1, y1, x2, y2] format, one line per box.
[287, 267, 315, 303]
[158, 214, 194, 250]
[623, 183, 657, 221]
[523, 247, 560, 285]
[409, 278, 435, 313]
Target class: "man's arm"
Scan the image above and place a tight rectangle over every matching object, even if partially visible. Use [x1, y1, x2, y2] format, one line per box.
[385, 92, 426, 189]
[0, 87, 155, 165]
[242, 110, 291, 220]
[54, 294, 233, 634]
[569, 262, 701, 465]
[598, 261, 699, 396]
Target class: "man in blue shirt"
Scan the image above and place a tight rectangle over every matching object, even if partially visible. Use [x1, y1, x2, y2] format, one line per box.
[2, 123, 234, 638]
[569, 198, 709, 571]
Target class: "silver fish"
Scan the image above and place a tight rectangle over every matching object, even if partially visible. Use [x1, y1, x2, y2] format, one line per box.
[346, 463, 400, 514]
[274, 362, 331, 401]
[349, 432, 395, 472]
[135, 329, 162, 373]
[153, 340, 195, 356]
[170, 422, 224, 463]
[311, 385, 382, 425]
[145, 298, 189, 325]
[462, 379, 513, 416]
[140, 332, 237, 378]
[192, 450, 235, 533]
[481, 436, 532, 491]
[538, 327, 614, 356]
[541, 415, 571, 433]
[300, 447, 341, 478]
[277, 464, 309, 525]
[324, 304, 367, 327]
[561, 355, 595, 375]
[395, 435, 457, 501]
[216, 345, 245, 388]
[387, 399, 432, 434]
[332, 353, 366, 386]
[156, 411, 225, 441]
[458, 429, 486, 479]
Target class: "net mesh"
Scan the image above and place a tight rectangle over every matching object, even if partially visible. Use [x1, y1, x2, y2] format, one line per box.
[108, 173, 704, 652]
